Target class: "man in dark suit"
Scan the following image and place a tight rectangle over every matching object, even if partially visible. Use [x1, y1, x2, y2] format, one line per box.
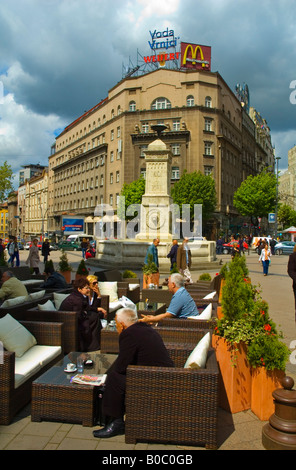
[287, 246, 296, 321]
[93, 308, 174, 438]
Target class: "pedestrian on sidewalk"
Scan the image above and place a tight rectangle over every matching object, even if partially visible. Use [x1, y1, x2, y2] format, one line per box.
[287, 245, 296, 321]
[258, 241, 271, 276]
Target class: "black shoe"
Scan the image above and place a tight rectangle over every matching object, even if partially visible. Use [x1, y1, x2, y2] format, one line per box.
[93, 418, 125, 438]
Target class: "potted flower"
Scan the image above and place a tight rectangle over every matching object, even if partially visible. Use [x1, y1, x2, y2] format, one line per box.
[58, 249, 72, 283]
[212, 256, 259, 413]
[247, 329, 290, 420]
[75, 258, 89, 280]
[142, 253, 159, 288]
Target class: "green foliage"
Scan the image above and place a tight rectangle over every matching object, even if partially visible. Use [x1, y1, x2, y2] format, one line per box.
[76, 258, 88, 275]
[199, 273, 211, 281]
[58, 250, 72, 272]
[233, 171, 277, 219]
[118, 176, 146, 220]
[220, 256, 253, 323]
[172, 170, 217, 221]
[44, 259, 54, 271]
[170, 262, 179, 274]
[0, 249, 8, 266]
[0, 161, 14, 202]
[122, 269, 137, 278]
[142, 253, 158, 275]
[278, 203, 296, 228]
[247, 334, 290, 371]
[215, 255, 289, 371]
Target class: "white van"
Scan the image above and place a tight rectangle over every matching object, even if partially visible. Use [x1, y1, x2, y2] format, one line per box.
[66, 234, 94, 244]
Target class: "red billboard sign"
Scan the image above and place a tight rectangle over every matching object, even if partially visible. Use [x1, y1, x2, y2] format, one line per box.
[181, 42, 211, 71]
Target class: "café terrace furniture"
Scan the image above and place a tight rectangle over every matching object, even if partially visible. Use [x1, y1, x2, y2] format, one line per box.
[31, 351, 118, 427]
[125, 340, 219, 449]
[0, 266, 45, 281]
[0, 319, 64, 425]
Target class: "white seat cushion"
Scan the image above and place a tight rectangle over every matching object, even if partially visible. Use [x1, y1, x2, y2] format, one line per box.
[203, 291, 216, 299]
[184, 332, 211, 369]
[109, 300, 123, 312]
[38, 299, 56, 311]
[54, 292, 70, 310]
[0, 314, 37, 357]
[28, 290, 46, 301]
[15, 345, 62, 388]
[197, 303, 212, 320]
[128, 284, 140, 291]
[1, 296, 28, 308]
[98, 281, 118, 302]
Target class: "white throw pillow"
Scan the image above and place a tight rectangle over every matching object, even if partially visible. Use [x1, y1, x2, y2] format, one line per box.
[1, 296, 28, 308]
[197, 303, 212, 320]
[38, 299, 56, 311]
[0, 314, 37, 357]
[203, 291, 216, 299]
[29, 290, 46, 301]
[184, 332, 211, 369]
[98, 281, 118, 302]
[54, 292, 70, 310]
[187, 303, 212, 320]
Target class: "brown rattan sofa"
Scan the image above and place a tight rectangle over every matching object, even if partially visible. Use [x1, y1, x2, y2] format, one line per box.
[125, 342, 219, 449]
[0, 320, 64, 425]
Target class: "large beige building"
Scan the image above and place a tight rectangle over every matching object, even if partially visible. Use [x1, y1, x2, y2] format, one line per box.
[48, 68, 269, 238]
[279, 145, 296, 210]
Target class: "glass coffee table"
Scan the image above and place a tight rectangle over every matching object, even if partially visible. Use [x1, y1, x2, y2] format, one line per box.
[31, 351, 117, 427]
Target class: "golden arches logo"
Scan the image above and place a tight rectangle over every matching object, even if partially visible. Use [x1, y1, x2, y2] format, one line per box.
[182, 44, 208, 67]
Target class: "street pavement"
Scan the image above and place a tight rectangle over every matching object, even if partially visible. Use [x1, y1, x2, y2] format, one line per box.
[0, 248, 295, 451]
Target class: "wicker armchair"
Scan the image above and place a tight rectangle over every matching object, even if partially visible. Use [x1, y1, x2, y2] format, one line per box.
[0, 321, 64, 425]
[125, 343, 219, 449]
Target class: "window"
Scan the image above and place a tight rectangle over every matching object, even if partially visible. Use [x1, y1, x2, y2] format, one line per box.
[100, 174, 104, 186]
[109, 194, 113, 206]
[140, 145, 148, 157]
[204, 166, 213, 176]
[142, 122, 149, 133]
[187, 95, 194, 106]
[171, 167, 180, 180]
[110, 173, 113, 184]
[173, 119, 180, 131]
[129, 101, 136, 111]
[204, 142, 213, 156]
[205, 96, 212, 108]
[111, 129, 114, 141]
[204, 118, 212, 132]
[140, 168, 146, 179]
[116, 171, 120, 183]
[117, 126, 121, 138]
[171, 143, 180, 155]
[110, 151, 114, 162]
[151, 97, 171, 110]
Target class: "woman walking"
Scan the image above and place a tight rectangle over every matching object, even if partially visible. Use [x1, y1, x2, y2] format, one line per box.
[26, 238, 40, 274]
[259, 242, 271, 276]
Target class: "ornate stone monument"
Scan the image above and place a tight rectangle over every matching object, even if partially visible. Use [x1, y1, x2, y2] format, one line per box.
[136, 124, 173, 242]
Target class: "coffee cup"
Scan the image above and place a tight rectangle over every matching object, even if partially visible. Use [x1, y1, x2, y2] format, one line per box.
[66, 363, 76, 371]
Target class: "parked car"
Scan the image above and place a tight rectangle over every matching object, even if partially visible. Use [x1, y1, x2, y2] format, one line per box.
[274, 241, 296, 255]
[18, 242, 24, 250]
[58, 240, 81, 251]
[222, 240, 248, 254]
[49, 243, 59, 251]
[25, 242, 31, 250]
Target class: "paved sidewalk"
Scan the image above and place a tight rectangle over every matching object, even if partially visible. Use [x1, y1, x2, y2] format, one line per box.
[1, 251, 295, 451]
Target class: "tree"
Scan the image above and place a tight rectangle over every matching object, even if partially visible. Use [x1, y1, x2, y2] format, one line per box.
[233, 171, 277, 225]
[171, 170, 217, 221]
[0, 161, 14, 202]
[278, 204, 296, 229]
[118, 176, 145, 220]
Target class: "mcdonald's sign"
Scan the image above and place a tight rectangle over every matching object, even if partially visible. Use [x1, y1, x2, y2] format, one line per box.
[181, 42, 211, 71]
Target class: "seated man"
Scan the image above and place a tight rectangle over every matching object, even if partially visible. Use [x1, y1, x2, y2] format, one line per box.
[39, 266, 68, 289]
[93, 307, 174, 439]
[0, 271, 28, 302]
[141, 272, 199, 324]
[60, 277, 105, 352]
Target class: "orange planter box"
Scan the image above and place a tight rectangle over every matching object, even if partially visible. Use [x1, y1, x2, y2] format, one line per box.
[212, 335, 252, 413]
[251, 368, 285, 421]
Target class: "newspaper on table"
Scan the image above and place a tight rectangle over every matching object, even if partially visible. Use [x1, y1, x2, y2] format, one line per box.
[70, 373, 107, 386]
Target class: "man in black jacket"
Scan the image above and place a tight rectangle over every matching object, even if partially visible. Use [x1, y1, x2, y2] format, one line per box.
[40, 266, 68, 289]
[93, 307, 174, 438]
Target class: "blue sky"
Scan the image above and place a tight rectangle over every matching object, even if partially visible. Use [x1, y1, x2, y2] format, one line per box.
[0, 0, 296, 181]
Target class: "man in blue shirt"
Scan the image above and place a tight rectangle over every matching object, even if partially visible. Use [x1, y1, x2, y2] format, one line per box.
[144, 238, 159, 267]
[140, 273, 199, 323]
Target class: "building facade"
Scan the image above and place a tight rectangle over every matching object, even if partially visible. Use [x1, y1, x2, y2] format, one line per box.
[279, 145, 296, 210]
[24, 169, 48, 239]
[47, 68, 272, 239]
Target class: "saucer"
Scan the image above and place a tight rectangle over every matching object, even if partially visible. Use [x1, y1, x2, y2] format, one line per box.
[64, 367, 77, 373]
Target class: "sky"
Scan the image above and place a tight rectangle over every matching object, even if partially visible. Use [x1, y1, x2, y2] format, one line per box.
[1, 0, 296, 187]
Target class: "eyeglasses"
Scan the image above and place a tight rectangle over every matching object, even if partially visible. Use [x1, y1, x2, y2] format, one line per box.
[92, 281, 98, 285]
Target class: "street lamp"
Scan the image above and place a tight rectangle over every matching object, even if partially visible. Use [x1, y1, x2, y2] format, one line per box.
[275, 157, 281, 238]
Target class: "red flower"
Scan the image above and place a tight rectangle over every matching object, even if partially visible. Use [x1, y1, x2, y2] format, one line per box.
[264, 324, 271, 332]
